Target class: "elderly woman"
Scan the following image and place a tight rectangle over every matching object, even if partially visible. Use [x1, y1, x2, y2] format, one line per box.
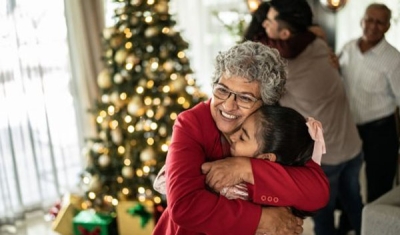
[152, 41, 329, 235]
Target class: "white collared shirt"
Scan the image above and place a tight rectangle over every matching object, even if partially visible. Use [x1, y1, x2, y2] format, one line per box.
[339, 38, 400, 125]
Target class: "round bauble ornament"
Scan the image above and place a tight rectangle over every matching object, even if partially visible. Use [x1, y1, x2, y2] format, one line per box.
[126, 54, 140, 65]
[163, 60, 174, 73]
[130, 16, 139, 25]
[98, 154, 111, 167]
[88, 175, 102, 192]
[122, 166, 134, 178]
[319, 0, 347, 12]
[115, 49, 128, 65]
[130, 0, 141, 6]
[97, 69, 112, 89]
[99, 130, 108, 141]
[101, 94, 110, 103]
[155, 1, 169, 14]
[110, 128, 123, 145]
[140, 147, 156, 162]
[163, 96, 172, 106]
[92, 143, 104, 153]
[110, 91, 124, 108]
[170, 77, 186, 93]
[158, 124, 167, 137]
[155, 106, 166, 120]
[127, 96, 145, 116]
[110, 34, 124, 48]
[145, 27, 159, 38]
[113, 73, 124, 84]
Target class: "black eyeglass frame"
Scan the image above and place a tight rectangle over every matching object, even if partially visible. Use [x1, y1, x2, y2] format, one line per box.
[212, 83, 261, 109]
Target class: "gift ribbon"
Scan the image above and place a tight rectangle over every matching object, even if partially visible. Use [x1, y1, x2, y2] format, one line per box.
[127, 203, 151, 228]
[78, 226, 101, 235]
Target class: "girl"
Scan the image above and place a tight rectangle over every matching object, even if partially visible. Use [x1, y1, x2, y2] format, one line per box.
[220, 105, 325, 218]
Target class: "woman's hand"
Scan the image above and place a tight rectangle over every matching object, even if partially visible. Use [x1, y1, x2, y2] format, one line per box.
[256, 207, 304, 235]
[201, 157, 253, 192]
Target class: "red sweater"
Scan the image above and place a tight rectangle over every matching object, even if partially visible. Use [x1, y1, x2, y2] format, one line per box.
[153, 99, 329, 235]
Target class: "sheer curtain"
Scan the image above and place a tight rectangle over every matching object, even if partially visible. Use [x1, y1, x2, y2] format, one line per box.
[0, 0, 85, 224]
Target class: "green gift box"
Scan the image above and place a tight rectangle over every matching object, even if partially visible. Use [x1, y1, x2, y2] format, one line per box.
[72, 210, 117, 235]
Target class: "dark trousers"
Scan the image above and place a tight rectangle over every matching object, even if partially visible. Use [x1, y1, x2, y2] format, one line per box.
[313, 152, 364, 235]
[357, 114, 399, 202]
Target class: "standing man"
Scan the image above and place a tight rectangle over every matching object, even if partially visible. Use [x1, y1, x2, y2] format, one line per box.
[339, 3, 400, 203]
[262, 0, 364, 234]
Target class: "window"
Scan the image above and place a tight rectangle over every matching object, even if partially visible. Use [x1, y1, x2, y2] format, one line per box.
[0, 0, 81, 221]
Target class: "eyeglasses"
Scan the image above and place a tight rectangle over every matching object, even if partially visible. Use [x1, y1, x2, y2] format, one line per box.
[212, 83, 261, 109]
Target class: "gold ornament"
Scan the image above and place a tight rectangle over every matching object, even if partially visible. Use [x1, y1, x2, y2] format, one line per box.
[155, 1, 169, 14]
[140, 147, 156, 162]
[88, 175, 101, 192]
[122, 166, 134, 178]
[130, 17, 139, 25]
[131, 0, 141, 6]
[99, 130, 108, 141]
[127, 96, 145, 116]
[159, 125, 167, 137]
[114, 49, 128, 65]
[97, 69, 112, 89]
[110, 34, 124, 48]
[169, 76, 186, 93]
[126, 54, 140, 65]
[113, 73, 124, 84]
[155, 106, 166, 120]
[98, 154, 111, 167]
[110, 91, 124, 108]
[110, 128, 123, 145]
[163, 60, 175, 73]
[145, 27, 159, 38]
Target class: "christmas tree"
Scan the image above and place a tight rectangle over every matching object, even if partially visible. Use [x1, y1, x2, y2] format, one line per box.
[80, 0, 206, 213]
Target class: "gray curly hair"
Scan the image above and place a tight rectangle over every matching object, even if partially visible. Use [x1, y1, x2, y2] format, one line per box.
[212, 41, 287, 105]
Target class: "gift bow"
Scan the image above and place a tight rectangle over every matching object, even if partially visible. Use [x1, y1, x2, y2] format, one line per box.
[306, 117, 326, 165]
[77, 226, 101, 235]
[127, 203, 151, 228]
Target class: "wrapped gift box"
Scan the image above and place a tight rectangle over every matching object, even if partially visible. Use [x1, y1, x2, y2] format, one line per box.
[52, 193, 83, 235]
[116, 201, 154, 235]
[72, 210, 117, 235]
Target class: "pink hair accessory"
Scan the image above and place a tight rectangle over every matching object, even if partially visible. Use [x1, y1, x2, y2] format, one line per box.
[306, 117, 326, 165]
